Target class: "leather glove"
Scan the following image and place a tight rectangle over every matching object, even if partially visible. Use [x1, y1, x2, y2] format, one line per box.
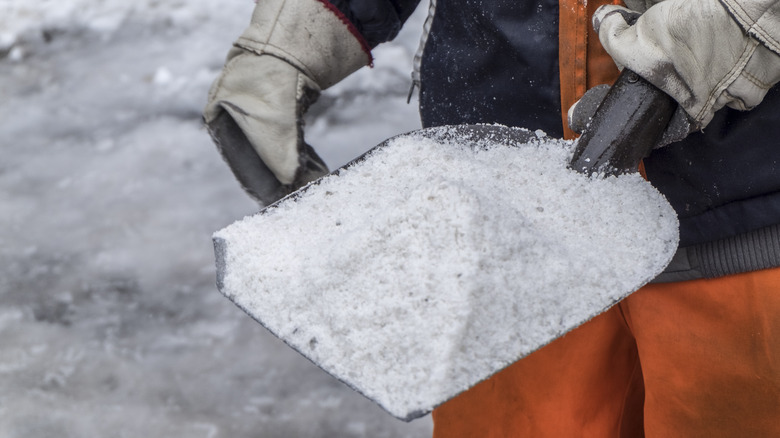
[594, 0, 780, 132]
[204, 0, 370, 205]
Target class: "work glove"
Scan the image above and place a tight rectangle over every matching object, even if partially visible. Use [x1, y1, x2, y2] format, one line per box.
[592, 0, 780, 134]
[204, 0, 371, 205]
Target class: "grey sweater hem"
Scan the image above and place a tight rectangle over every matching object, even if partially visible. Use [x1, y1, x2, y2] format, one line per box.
[652, 223, 780, 283]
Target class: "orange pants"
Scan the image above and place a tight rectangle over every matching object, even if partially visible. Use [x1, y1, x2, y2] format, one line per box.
[432, 268, 780, 437]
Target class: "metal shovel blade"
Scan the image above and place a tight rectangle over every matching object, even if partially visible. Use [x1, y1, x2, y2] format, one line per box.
[212, 71, 680, 421]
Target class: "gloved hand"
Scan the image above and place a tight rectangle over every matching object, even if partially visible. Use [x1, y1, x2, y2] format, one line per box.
[204, 0, 370, 204]
[593, 0, 780, 132]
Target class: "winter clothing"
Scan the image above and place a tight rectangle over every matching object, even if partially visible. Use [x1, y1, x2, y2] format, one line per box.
[208, 0, 780, 434]
[419, 0, 780, 435]
[204, 0, 371, 204]
[720, 0, 780, 55]
[433, 267, 780, 437]
[327, 0, 421, 47]
[417, 0, 780, 279]
[595, 0, 780, 281]
[595, 0, 780, 130]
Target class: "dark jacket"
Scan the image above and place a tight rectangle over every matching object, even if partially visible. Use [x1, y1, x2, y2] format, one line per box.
[335, 0, 780, 280]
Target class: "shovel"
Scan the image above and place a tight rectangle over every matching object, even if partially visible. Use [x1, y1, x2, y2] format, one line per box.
[212, 70, 679, 421]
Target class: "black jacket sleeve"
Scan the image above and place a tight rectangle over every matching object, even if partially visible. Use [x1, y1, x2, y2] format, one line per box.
[328, 0, 422, 47]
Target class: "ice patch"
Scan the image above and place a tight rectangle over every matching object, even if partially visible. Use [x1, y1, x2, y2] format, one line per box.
[1, 0, 433, 435]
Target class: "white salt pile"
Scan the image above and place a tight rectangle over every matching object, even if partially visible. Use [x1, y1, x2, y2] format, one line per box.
[213, 125, 679, 420]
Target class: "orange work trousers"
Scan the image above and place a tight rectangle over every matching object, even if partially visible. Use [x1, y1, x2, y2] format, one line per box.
[432, 267, 780, 437]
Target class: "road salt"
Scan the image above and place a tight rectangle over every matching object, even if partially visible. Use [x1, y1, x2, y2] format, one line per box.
[214, 126, 679, 420]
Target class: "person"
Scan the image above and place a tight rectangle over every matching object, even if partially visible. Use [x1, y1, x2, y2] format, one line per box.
[204, 0, 780, 435]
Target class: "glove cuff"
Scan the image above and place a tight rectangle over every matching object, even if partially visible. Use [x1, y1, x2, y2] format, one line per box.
[236, 0, 372, 89]
[719, 0, 780, 56]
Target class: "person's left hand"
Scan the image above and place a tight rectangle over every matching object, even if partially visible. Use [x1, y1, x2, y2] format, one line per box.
[594, 0, 780, 131]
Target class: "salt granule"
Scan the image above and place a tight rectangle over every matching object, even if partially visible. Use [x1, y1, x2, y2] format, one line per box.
[214, 126, 679, 420]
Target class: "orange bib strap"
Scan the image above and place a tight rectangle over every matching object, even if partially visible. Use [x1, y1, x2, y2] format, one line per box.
[558, 0, 622, 139]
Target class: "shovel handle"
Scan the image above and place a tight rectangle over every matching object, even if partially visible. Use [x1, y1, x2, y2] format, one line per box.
[568, 69, 677, 176]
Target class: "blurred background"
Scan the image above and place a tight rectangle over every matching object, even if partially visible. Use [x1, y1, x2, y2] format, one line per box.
[0, 0, 431, 436]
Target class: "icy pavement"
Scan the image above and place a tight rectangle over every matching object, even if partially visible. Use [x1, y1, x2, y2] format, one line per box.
[0, 0, 429, 436]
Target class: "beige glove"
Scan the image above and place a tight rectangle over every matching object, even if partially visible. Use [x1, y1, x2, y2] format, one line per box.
[719, 0, 780, 55]
[204, 0, 370, 204]
[621, 0, 663, 12]
[595, 0, 780, 130]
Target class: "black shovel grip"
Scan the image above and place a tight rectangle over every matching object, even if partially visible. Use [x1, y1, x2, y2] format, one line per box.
[568, 69, 677, 176]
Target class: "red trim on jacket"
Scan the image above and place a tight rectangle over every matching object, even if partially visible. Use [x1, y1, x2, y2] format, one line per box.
[314, 0, 374, 67]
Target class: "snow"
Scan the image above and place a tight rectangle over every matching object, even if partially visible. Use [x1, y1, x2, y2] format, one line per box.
[0, 0, 431, 436]
[215, 126, 679, 419]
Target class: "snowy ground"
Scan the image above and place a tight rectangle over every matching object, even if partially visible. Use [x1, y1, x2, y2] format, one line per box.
[0, 0, 431, 436]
